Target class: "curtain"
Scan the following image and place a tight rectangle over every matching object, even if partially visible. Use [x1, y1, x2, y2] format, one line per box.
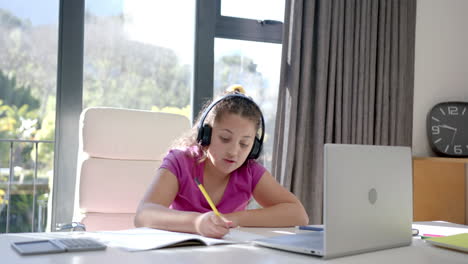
[272, 0, 417, 224]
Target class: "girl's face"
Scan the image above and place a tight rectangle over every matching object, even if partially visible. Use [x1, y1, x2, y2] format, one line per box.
[206, 113, 257, 175]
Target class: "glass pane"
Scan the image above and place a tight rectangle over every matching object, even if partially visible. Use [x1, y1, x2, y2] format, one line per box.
[221, 0, 285, 22]
[214, 38, 281, 171]
[0, 0, 58, 233]
[83, 0, 194, 119]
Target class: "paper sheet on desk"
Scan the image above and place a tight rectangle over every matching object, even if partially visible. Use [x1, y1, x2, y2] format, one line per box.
[84, 227, 236, 251]
[222, 229, 266, 242]
[412, 224, 468, 237]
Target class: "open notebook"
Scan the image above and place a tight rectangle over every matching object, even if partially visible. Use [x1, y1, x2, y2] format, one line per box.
[83, 227, 265, 251]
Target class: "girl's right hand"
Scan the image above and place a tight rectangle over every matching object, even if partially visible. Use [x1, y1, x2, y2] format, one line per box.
[194, 212, 233, 238]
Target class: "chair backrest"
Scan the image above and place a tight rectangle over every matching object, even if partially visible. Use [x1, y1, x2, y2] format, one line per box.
[74, 107, 191, 231]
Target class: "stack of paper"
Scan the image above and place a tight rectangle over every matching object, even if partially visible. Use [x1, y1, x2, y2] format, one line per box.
[412, 224, 468, 237]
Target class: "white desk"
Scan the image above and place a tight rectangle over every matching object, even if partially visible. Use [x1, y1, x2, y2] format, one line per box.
[1, 222, 467, 264]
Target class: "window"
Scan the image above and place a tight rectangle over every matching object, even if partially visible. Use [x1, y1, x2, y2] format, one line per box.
[221, 0, 285, 22]
[196, 0, 285, 171]
[83, 0, 194, 118]
[1, 0, 285, 231]
[214, 38, 282, 169]
[0, 0, 59, 232]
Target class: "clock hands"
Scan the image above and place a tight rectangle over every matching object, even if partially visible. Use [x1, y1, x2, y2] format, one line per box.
[438, 124, 457, 145]
[450, 130, 457, 145]
[438, 124, 457, 131]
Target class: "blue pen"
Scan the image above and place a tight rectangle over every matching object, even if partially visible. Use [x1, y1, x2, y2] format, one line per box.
[296, 225, 324, 231]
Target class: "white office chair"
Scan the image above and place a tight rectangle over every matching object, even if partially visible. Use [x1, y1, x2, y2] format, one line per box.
[73, 107, 190, 231]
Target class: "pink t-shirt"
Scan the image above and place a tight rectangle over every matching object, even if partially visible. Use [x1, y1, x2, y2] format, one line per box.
[160, 146, 266, 214]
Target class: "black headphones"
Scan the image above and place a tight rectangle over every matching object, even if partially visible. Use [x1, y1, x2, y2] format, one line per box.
[196, 93, 265, 160]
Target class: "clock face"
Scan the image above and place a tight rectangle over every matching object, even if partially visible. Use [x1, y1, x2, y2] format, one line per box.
[427, 102, 468, 157]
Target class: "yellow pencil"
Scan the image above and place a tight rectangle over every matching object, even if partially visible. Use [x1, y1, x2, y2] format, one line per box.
[194, 178, 221, 217]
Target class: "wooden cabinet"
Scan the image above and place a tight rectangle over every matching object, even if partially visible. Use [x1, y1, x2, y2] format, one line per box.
[413, 157, 466, 225]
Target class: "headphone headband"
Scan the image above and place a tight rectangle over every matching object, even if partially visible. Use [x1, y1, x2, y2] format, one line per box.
[196, 93, 265, 159]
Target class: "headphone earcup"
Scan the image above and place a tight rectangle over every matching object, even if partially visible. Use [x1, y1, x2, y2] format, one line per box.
[198, 124, 212, 146]
[248, 137, 262, 159]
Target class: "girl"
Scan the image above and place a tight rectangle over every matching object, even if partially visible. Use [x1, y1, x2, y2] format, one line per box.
[134, 87, 309, 238]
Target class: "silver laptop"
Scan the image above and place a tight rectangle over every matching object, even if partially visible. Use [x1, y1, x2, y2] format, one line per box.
[252, 144, 413, 259]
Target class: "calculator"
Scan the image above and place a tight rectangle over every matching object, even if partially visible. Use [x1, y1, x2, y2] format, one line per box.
[12, 238, 107, 255]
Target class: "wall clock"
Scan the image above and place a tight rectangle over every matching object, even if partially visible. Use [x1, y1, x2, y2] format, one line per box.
[427, 101, 468, 157]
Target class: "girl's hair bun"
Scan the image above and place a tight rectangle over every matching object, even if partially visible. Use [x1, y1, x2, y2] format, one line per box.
[226, 84, 246, 94]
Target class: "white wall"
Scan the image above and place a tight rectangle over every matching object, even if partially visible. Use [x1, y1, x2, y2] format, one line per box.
[413, 0, 468, 157]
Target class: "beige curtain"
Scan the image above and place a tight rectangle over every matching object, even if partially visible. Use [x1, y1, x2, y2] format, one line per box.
[272, 0, 417, 224]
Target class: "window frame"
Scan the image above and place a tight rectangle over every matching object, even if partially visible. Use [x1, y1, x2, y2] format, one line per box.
[193, 0, 283, 120]
[51, 0, 85, 231]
